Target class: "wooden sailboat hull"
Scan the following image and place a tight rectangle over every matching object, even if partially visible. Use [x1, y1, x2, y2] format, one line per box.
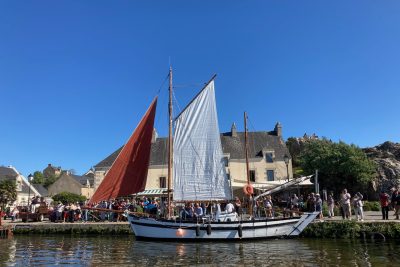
[128, 212, 319, 241]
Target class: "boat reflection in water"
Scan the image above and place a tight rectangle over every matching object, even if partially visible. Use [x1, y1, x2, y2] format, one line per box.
[0, 236, 399, 266]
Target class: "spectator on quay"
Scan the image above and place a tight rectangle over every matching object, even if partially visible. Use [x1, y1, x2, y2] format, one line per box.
[380, 190, 390, 220]
[392, 187, 400, 220]
[307, 193, 316, 212]
[75, 203, 82, 221]
[353, 192, 364, 221]
[327, 193, 335, 218]
[81, 200, 89, 223]
[55, 202, 64, 222]
[31, 196, 41, 213]
[69, 202, 77, 223]
[315, 194, 323, 220]
[340, 189, 351, 220]
[10, 206, 19, 222]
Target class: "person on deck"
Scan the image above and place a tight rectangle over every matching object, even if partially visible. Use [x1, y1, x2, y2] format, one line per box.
[194, 203, 203, 218]
[264, 195, 273, 218]
[181, 203, 194, 220]
[234, 197, 241, 215]
[225, 201, 235, 214]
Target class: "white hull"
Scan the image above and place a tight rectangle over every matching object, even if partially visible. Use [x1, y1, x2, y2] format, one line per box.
[128, 212, 319, 241]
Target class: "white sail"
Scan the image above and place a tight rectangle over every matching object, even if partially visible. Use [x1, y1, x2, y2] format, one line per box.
[173, 80, 230, 201]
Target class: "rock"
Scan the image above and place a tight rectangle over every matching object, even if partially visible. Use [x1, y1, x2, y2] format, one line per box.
[363, 141, 400, 192]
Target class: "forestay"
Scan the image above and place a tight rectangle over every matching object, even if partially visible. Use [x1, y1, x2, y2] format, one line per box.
[173, 80, 231, 201]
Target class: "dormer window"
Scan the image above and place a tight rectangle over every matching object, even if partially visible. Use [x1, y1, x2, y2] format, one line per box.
[159, 176, 166, 188]
[222, 157, 229, 167]
[265, 152, 274, 163]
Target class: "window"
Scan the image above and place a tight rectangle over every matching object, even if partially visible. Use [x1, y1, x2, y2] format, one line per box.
[223, 157, 229, 167]
[159, 176, 166, 188]
[266, 170, 274, 181]
[265, 152, 274, 163]
[250, 170, 256, 182]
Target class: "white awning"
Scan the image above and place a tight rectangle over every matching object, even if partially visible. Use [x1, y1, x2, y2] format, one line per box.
[136, 189, 167, 196]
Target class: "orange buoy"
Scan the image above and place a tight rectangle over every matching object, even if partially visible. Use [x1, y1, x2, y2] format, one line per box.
[243, 184, 254, 195]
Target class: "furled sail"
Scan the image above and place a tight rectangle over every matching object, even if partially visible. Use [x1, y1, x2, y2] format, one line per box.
[89, 97, 157, 204]
[173, 80, 230, 201]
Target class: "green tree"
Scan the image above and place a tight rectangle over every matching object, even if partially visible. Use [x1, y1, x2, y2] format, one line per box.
[0, 180, 17, 209]
[299, 139, 376, 195]
[44, 175, 58, 189]
[52, 192, 86, 204]
[32, 171, 45, 184]
[286, 137, 302, 168]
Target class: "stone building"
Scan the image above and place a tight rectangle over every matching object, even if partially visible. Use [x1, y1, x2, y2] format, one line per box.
[47, 171, 94, 199]
[43, 163, 62, 178]
[0, 166, 41, 205]
[93, 123, 293, 197]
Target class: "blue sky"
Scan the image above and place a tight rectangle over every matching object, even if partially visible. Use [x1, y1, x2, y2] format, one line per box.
[1, 1, 399, 176]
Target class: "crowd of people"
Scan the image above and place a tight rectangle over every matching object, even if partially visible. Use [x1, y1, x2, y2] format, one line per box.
[379, 187, 400, 220]
[3, 187, 400, 223]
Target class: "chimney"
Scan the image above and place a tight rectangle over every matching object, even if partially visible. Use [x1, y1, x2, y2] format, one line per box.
[152, 128, 158, 143]
[231, 123, 237, 137]
[274, 122, 282, 137]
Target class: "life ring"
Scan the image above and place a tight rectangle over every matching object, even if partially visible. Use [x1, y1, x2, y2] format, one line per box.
[243, 184, 254, 195]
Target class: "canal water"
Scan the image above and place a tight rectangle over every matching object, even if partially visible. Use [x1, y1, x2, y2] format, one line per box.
[0, 236, 398, 266]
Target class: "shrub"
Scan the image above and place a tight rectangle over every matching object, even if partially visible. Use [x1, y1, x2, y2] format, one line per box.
[363, 201, 380, 211]
[52, 192, 87, 204]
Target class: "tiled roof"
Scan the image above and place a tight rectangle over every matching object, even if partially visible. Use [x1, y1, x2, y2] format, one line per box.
[94, 131, 289, 169]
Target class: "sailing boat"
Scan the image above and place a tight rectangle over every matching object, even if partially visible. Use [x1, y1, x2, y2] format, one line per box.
[91, 69, 318, 240]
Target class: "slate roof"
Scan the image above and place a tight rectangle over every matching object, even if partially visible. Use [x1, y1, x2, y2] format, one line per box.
[71, 174, 95, 187]
[32, 184, 49, 197]
[20, 179, 35, 195]
[94, 131, 289, 169]
[0, 166, 18, 180]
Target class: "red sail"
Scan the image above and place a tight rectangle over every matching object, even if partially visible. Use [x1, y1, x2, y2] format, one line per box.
[89, 97, 157, 204]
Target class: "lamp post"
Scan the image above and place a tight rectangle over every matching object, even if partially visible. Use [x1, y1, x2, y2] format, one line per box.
[283, 154, 290, 182]
[27, 173, 33, 210]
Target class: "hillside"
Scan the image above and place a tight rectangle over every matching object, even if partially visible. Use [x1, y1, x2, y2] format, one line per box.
[363, 141, 400, 192]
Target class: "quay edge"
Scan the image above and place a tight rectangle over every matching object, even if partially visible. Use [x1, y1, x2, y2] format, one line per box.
[6, 221, 400, 239]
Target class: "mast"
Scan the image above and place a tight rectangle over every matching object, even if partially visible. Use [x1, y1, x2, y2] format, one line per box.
[167, 67, 173, 218]
[244, 112, 253, 217]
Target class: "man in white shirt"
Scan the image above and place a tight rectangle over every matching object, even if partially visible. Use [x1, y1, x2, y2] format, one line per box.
[340, 189, 351, 219]
[225, 202, 235, 213]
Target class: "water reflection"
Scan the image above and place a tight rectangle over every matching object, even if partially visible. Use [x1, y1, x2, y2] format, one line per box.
[0, 236, 398, 266]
